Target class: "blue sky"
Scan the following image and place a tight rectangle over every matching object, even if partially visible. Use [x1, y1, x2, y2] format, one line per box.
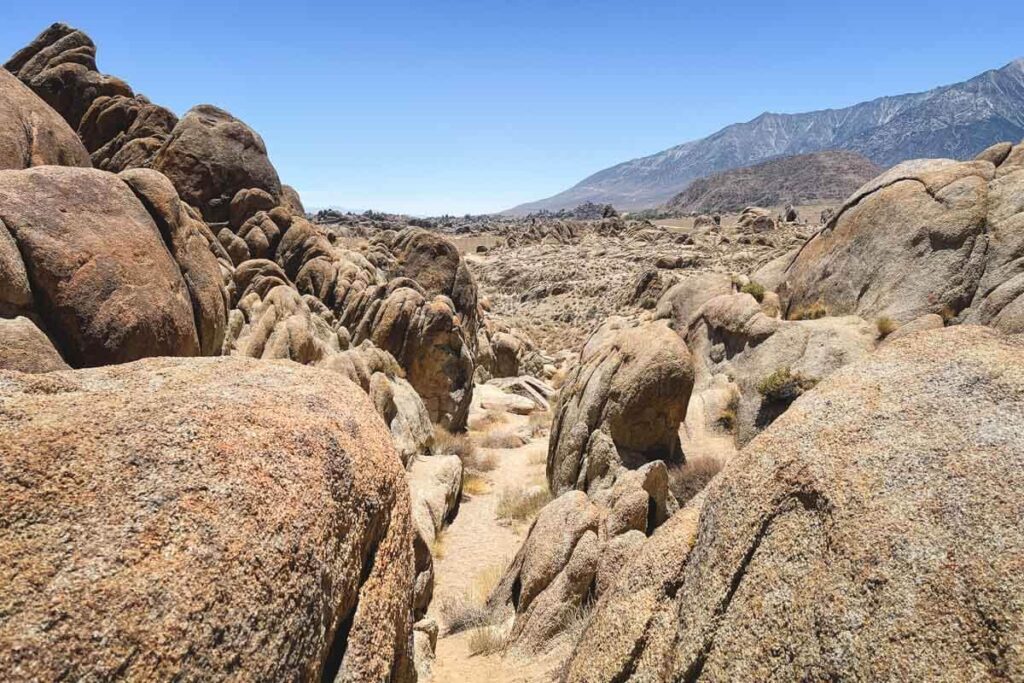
[4, 1, 1023, 214]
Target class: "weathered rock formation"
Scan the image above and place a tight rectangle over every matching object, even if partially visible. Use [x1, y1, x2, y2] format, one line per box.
[0, 166, 226, 366]
[566, 325, 1024, 681]
[548, 318, 693, 494]
[685, 292, 876, 444]
[488, 462, 677, 652]
[0, 68, 90, 169]
[778, 144, 1024, 331]
[151, 105, 283, 222]
[0, 356, 417, 682]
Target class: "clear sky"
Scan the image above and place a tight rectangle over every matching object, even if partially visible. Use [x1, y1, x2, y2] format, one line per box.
[4, 1, 1024, 215]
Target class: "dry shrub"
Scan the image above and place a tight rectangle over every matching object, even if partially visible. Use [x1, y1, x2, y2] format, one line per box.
[467, 626, 506, 656]
[756, 366, 817, 402]
[496, 486, 553, 522]
[439, 563, 506, 635]
[528, 409, 552, 437]
[550, 367, 569, 389]
[668, 454, 725, 505]
[475, 429, 526, 449]
[436, 425, 496, 472]
[788, 300, 827, 320]
[876, 316, 897, 338]
[462, 472, 490, 497]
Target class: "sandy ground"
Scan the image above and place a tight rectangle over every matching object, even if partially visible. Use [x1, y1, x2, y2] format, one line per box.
[427, 399, 569, 682]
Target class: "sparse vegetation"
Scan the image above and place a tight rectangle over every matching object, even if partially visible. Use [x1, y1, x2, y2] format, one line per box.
[717, 394, 740, 431]
[496, 486, 553, 522]
[757, 367, 818, 402]
[668, 455, 726, 505]
[528, 409, 552, 437]
[431, 530, 447, 560]
[438, 563, 506, 635]
[474, 429, 526, 449]
[462, 472, 490, 497]
[436, 425, 497, 472]
[788, 300, 827, 320]
[741, 281, 766, 303]
[467, 626, 506, 656]
[876, 316, 898, 338]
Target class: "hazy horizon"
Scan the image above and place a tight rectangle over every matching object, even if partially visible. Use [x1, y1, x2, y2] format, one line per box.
[4, 1, 1024, 215]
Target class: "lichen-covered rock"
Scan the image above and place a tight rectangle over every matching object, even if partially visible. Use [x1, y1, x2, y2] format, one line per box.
[0, 166, 225, 366]
[0, 356, 417, 682]
[548, 318, 693, 494]
[566, 325, 1024, 681]
[0, 68, 91, 169]
[151, 104, 282, 222]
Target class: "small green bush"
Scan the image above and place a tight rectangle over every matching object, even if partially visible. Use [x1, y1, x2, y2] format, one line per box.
[757, 367, 817, 402]
[740, 281, 766, 303]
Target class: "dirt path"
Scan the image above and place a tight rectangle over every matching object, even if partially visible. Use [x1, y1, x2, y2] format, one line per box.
[428, 415, 568, 682]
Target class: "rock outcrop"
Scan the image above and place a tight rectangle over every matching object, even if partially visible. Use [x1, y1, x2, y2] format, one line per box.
[685, 292, 877, 444]
[151, 105, 283, 222]
[0, 316, 69, 373]
[566, 325, 1024, 681]
[0, 166, 226, 366]
[778, 145, 1024, 331]
[548, 318, 693, 494]
[0, 356, 417, 682]
[489, 462, 678, 652]
[0, 68, 91, 169]
[4, 23, 177, 173]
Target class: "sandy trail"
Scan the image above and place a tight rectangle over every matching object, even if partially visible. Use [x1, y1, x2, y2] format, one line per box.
[428, 417, 568, 682]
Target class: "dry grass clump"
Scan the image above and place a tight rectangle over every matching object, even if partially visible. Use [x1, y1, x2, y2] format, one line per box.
[876, 316, 898, 339]
[431, 529, 447, 560]
[435, 425, 497, 472]
[668, 454, 726, 505]
[740, 281, 765, 302]
[474, 409, 507, 430]
[433, 425, 476, 460]
[496, 486, 553, 523]
[467, 625, 506, 656]
[528, 409, 553, 437]
[475, 429, 526, 450]
[756, 366, 817, 403]
[438, 563, 506, 636]
[788, 300, 827, 320]
[462, 472, 491, 497]
[550, 367, 569, 389]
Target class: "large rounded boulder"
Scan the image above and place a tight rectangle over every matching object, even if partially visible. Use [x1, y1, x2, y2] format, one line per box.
[0, 166, 227, 366]
[566, 325, 1024, 681]
[0, 68, 91, 169]
[548, 318, 694, 494]
[151, 104, 282, 222]
[779, 145, 1024, 330]
[0, 356, 417, 681]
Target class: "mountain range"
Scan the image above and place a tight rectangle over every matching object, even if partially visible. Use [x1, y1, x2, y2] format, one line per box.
[508, 58, 1024, 214]
[664, 150, 881, 215]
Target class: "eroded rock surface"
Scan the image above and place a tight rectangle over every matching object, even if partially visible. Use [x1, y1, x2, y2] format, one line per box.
[548, 318, 693, 494]
[0, 356, 417, 682]
[567, 325, 1024, 681]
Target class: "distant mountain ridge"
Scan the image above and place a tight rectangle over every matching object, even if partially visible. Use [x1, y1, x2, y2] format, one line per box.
[508, 58, 1024, 213]
[664, 150, 881, 214]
